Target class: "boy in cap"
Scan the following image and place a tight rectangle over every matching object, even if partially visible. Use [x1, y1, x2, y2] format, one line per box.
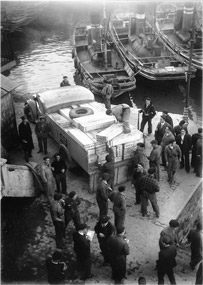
[96, 173, 112, 218]
[107, 226, 130, 284]
[60, 76, 70, 87]
[139, 167, 160, 218]
[109, 186, 126, 231]
[94, 215, 115, 265]
[159, 219, 180, 250]
[18, 115, 34, 162]
[157, 236, 177, 285]
[73, 223, 94, 281]
[64, 191, 81, 230]
[35, 115, 50, 154]
[139, 97, 156, 135]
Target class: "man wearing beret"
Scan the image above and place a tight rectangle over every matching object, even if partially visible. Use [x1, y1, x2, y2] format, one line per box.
[107, 226, 130, 284]
[18, 115, 34, 162]
[139, 167, 160, 218]
[109, 186, 126, 231]
[35, 116, 50, 154]
[64, 191, 81, 230]
[96, 173, 111, 218]
[157, 236, 177, 284]
[159, 219, 180, 250]
[139, 97, 156, 135]
[94, 215, 115, 265]
[73, 223, 94, 281]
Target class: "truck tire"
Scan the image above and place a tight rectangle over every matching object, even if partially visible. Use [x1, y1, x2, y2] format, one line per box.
[59, 144, 73, 169]
[69, 107, 94, 119]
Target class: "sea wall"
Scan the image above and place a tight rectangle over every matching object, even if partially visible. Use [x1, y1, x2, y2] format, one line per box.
[176, 180, 202, 244]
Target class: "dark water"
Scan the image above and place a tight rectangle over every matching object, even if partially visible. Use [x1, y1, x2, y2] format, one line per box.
[8, 12, 202, 127]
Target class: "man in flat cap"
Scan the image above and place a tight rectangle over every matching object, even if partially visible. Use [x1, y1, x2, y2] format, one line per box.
[35, 115, 50, 154]
[187, 221, 202, 270]
[96, 173, 112, 218]
[159, 219, 180, 250]
[60, 76, 70, 87]
[107, 226, 130, 284]
[139, 167, 160, 218]
[157, 236, 177, 284]
[109, 186, 126, 231]
[18, 115, 34, 162]
[94, 215, 115, 265]
[148, 140, 162, 181]
[73, 223, 94, 281]
[133, 142, 147, 170]
[64, 191, 81, 230]
[139, 97, 156, 135]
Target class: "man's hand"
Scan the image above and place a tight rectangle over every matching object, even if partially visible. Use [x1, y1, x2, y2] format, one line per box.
[61, 169, 65, 173]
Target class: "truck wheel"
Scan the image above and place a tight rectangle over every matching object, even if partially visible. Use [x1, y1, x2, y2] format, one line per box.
[59, 144, 73, 169]
[69, 107, 94, 119]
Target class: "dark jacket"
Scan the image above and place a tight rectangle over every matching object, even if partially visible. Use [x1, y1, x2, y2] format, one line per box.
[187, 229, 202, 257]
[51, 159, 67, 175]
[133, 149, 147, 169]
[94, 221, 115, 243]
[18, 121, 34, 151]
[109, 191, 126, 217]
[164, 114, 173, 128]
[35, 121, 50, 138]
[176, 133, 192, 153]
[155, 122, 172, 144]
[140, 103, 156, 119]
[73, 232, 90, 259]
[46, 258, 65, 284]
[158, 244, 177, 271]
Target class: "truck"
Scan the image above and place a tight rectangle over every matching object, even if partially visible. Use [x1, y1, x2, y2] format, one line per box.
[25, 85, 143, 192]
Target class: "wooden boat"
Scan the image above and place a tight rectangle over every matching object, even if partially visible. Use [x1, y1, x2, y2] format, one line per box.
[72, 17, 136, 99]
[155, 3, 203, 71]
[109, 11, 197, 81]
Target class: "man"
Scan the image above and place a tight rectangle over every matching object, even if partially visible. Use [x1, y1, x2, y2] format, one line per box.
[131, 163, 147, 205]
[196, 138, 202, 177]
[157, 236, 177, 285]
[133, 142, 147, 170]
[18, 115, 34, 162]
[64, 191, 81, 230]
[96, 173, 111, 218]
[101, 79, 114, 110]
[46, 251, 67, 284]
[94, 215, 115, 265]
[107, 226, 130, 284]
[98, 154, 115, 189]
[50, 193, 66, 249]
[187, 221, 202, 270]
[148, 140, 162, 181]
[173, 120, 188, 139]
[41, 156, 55, 199]
[109, 186, 126, 231]
[138, 276, 147, 284]
[176, 128, 192, 173]
[35, 115, 50, 154]
[159, 219, 180, 250]
[60, 76, 70, 87]
[73, 223, 94, 281]
[155, 116, 172, 145]
[106, 104, 131, 133]
[51, 153, 67, 194]
[165, 140, 182, 185]
[162, 110, 173, 128]
[139, 167, 160, 218]
[139, 97, 156, 135]
[161, 127, 175, 167]
[191, 128, 202, 170]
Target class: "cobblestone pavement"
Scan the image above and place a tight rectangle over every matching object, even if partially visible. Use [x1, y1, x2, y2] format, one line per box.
[2, 100, 201, 284]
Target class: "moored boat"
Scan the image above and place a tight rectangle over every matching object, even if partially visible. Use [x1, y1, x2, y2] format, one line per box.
[109, 8, 197, 81]
[155, 2, 203, 71]
[72, 13, 136, 99]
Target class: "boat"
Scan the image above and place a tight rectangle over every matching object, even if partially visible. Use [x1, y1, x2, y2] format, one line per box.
[72, 12, 136, 99]
[155, 2, 203, 71]
[109, 9, 197, 81]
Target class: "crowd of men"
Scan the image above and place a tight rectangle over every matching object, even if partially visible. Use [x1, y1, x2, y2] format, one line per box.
[17, 97, 202, 284]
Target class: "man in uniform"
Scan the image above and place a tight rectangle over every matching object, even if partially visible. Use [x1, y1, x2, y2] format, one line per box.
[139, 97, 156, 135]
[94, 215, 115, 265]
[51, 153, 67, 194]
[148, 140, 162, 181]
[35, 115, 50, 154]
[107, 226, 130, 284]
[109, 186, 126, 231]
[106, 104, 131, 133]
[18, 115, 34, 162]
[60, 76, 70, 87]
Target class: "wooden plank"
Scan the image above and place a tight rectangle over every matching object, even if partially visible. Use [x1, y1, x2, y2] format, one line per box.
[109, 126, 143, 147]
[96, 123, 124, 142]
[79, 117, 116, 132]
[67, 128, 95, 149]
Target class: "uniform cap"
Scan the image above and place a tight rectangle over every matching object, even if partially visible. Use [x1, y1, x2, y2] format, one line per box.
[148, 167, 155, 175]
[100, 215, 110, 223]
[118, 186, 125, 192]
[77, 223, 87, 231]
[169, 219, 179, 228]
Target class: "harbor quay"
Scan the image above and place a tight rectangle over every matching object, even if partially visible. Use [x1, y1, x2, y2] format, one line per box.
[2, 98, 202, 285]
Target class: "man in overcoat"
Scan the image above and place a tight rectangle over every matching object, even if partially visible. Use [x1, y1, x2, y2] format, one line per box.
[155, 116, 172, 145]
[18, 115, 34, 162]
[96, 173, 111, 218]
[176, 128, 192, 173]
[107, 226, 130, 284]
